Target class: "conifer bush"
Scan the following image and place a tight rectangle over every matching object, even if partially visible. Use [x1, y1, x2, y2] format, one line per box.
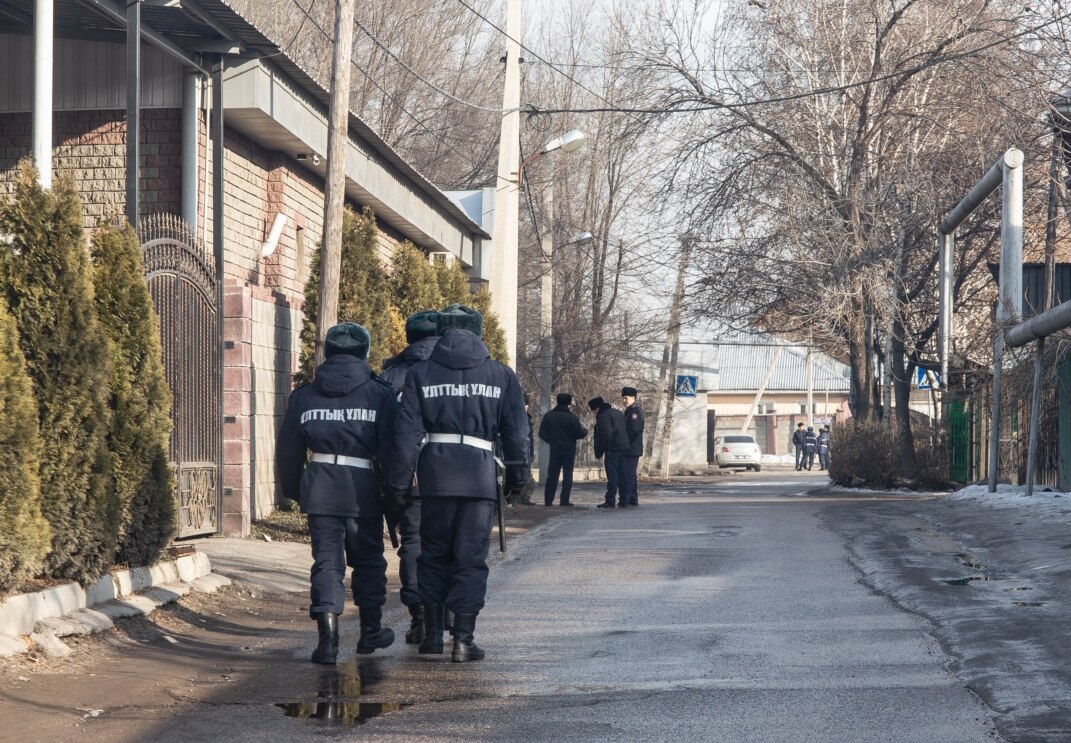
[297, 206, 514, 379]
[0, 163, 117, 584]
[91, 221, 175, 567]
[0, 299, 50, 594]
[297, 207, 396, 380]
[390, 241, 443, 317]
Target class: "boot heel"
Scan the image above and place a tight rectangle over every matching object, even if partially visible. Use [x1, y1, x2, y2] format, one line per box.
[418, 603, 445, 654]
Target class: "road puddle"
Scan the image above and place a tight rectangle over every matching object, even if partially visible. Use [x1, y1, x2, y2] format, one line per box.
[943, 576, 991, 586]
[277, 701, 408, 723]
[275, 661, 408, 725]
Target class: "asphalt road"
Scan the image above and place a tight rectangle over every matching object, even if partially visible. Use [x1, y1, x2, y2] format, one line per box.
[0, 470, 1004, 742]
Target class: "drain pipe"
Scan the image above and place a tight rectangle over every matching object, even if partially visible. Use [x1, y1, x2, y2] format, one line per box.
[181, 69, 201, 230]
[33, 0, 53, 188]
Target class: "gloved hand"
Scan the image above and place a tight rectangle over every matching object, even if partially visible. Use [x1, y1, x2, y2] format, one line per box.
[383, 486, 411, 509]
[505, 465, 529, 493]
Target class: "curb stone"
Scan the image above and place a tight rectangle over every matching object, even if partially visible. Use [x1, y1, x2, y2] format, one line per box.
[0, 551, 231, 659]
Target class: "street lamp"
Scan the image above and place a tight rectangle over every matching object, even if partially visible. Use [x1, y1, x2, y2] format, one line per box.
[524, 131, 587, 485]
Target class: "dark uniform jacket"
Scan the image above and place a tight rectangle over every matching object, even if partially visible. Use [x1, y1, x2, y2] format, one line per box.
[791, 428, 806, 449]
[380, 335, 439, 393]
[623, 403, 645, 457]
[803, 431, 819, 453]
[388, 329, 530, 500]
[593, 403, 629, 459]
[538, 405, 588, 452]
[276, 355, 398, 518]
[818, 430, 831, 452]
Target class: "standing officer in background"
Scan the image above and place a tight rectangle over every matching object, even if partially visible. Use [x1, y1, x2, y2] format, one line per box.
[387, 304, 529, 663]
[379, 310, 438, 646]
[817, 424, 832, 470]
[589, 396, 629, 508]
[538, 393, 587, 506]
[792, 422, 806, 471]
[621, 387, 644, 507]
[276, 323, 398, 665]
[802, 426, 819, 471]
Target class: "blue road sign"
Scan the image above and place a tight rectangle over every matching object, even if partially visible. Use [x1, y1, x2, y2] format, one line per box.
[675, 374, 698, 397]
[915, 367, 940, 390]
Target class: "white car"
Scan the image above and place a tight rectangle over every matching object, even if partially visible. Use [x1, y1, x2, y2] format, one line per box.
[714, 434, 762, 471]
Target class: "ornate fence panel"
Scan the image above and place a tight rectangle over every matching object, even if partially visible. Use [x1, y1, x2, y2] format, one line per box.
[139, 215, 221, 538]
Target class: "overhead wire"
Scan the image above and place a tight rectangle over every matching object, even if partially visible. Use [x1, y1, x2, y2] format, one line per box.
[286, 0, 498, 184]
[455, 0, 1071, 117]
[352, 16, 506, 113]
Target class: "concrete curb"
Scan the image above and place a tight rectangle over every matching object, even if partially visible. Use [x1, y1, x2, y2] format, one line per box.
[0, 552, 232, 659]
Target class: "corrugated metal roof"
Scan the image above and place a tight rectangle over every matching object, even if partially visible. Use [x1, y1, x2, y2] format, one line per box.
[714, 343, 850, 392]
[7, 0, 489, 241]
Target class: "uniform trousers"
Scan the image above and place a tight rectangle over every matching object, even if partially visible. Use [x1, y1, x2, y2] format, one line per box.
[544, 446, 576, 505]
[622, 455, 640, 505]
[307, 514, 387, 617]
[602, 450, 626, 505]
[418, 497, 495, 615]
[818, 449, 830, 469]
[397, 497, 421, 607]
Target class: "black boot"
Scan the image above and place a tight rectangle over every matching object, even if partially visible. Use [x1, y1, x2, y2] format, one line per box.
[451, 613, 485, 663]
[356, 606, 395, 655]
[405, 605, 425, 645]
[444, 608, 454, 632]
[311, 613, 339, 665]
[419, 603, 445, 654]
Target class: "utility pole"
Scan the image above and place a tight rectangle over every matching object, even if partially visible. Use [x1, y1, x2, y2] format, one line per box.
[806, 342, 814, 429]
[490, 0, 521, 364]
[740, 346, 782, 434]
[315, 0, 356, 366]
[652, 237, 692, 479]
[34, 0, 53, 188]
[537, 185, 554, 485]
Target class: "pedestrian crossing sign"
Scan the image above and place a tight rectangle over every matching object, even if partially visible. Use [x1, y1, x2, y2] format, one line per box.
[675, 374, 698, 398]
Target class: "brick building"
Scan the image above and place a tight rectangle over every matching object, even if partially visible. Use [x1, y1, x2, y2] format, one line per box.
[0, 1, 489, 536]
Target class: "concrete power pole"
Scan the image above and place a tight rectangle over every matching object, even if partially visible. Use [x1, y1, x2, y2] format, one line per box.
[490, 0, 521, 364]
[655, 237, 692, 479]
[315, 0, 356, 366]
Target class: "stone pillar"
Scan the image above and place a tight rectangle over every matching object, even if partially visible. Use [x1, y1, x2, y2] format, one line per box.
[222, 279, 253, 536]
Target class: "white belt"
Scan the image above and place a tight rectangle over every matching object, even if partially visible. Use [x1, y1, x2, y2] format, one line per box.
[310, 452, 373, 469]
[425, 433, 495, 452]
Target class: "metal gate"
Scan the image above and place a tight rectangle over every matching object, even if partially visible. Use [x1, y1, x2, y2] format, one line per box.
[139, 215, 222, 538]
[947, 397, 970, 483]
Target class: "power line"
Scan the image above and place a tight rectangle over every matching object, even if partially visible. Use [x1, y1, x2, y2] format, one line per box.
[457, 1, 1071, 118]
[287, 0, 495, 181]
[353, 16, 506, 113]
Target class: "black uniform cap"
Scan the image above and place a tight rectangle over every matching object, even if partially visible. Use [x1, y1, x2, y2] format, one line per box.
[588, 396, 604, 411]
[405, 310, 438, 343]
[621, 386, 638, 397]
[556, 393, 573, 406]
[437, 303, 483, 338]
[324, 323, 371, 360]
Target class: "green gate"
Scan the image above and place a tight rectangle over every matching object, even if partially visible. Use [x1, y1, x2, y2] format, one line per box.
[947, 397, 970, 483]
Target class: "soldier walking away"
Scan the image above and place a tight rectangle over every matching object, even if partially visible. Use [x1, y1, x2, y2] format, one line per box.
[379, 310, 438, 646]
[387, 304, 530, 663]
[538, 393, 587, 506]
[803, 426, 819, 471]
[792, 422, 806, 471]
[817, 425, 832, 470]
[276, 323, 398, 665]
[589, 396, 629, 508]
[621, 387, 644, 507]
[508, 394, 536, 506]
